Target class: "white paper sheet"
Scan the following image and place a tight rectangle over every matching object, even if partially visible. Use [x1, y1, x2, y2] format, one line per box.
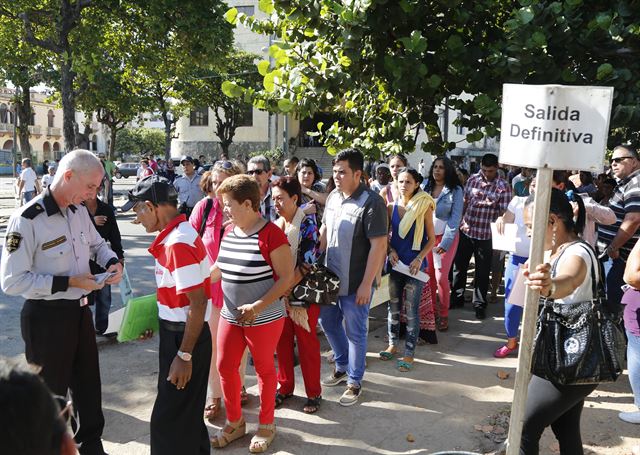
[507, 265, 527, 307]
[491, 222, 519, 252]
[392, 260, 430, 283]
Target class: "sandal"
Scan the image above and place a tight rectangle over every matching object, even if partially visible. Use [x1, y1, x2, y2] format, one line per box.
[437, 316, 449, 332]
[204, 397, 222, 423]
[303, 396, 321, 414]
[249, 423, 276, 453]
[274, 391, 293, 408]
[240, 386, 249, 406]
[378, 347, 397, 361]
[210, 419, 246, 448]
[397, 359, 413, 372]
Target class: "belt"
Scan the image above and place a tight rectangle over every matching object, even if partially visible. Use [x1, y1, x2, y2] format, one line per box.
[160, 319, 186, 332]
[26, 298, 82, 308]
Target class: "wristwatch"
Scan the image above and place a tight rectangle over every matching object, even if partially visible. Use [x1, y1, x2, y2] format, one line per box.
[177, 350, 192, 362]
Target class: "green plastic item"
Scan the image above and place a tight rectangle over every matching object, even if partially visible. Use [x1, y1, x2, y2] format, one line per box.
[117, 293, 159, 343]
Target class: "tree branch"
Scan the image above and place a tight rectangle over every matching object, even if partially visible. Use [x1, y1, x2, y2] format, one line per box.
[18, 12, 63, 54]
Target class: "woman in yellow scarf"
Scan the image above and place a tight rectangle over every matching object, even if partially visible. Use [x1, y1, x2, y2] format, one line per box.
[379, 167, 436, 372]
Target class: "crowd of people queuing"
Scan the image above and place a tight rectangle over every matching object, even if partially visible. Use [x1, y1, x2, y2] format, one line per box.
[2, 144, 640, 455]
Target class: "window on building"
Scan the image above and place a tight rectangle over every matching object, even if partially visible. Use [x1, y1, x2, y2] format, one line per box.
[236, 104, 253, 127]
[189, 107, 209, 126]
[91, 135, 98, 151]
[236, 5, 255, 15]
[47, 110, 55, 128]
[0, 104, 9, 124]
[456, 112, 466, 135]
[29, 109, 35, 126]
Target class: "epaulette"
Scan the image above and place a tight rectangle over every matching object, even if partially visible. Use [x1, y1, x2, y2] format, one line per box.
[21, 203, 45, 219]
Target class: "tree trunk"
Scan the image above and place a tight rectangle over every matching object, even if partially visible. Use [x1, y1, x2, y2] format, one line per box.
[60, 57, 76, 152]
[161, 110, 172, 161]
[16, 85, 32, 161]
[109, 126, 117, 160]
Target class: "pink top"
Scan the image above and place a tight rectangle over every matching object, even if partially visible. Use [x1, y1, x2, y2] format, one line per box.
[189, 196, 224, 308]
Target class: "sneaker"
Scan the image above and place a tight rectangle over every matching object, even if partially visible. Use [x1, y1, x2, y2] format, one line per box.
[475, 306, 486, 320]
[619, 411, 640, 424]
[494, 344, 518, 358]
[321, 369, 347, 387]
[339, 385, 361, 406]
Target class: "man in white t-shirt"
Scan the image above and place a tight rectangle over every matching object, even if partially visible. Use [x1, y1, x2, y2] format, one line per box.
[18, 158, 40, 205]
[41, 165, 56, 190]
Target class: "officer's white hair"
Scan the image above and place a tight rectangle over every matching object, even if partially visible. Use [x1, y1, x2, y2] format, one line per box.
[52, 149, 103, 185]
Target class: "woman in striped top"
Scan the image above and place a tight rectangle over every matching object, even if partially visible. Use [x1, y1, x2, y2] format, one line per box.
[209, 175, 294, 453]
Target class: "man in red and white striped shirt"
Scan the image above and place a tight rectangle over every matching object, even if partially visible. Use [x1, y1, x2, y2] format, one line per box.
[121, 175, 212, 455]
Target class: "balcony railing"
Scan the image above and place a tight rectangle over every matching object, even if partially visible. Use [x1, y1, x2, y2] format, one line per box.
[0, 123, 12, 132]
[47, 127, 61, 136]
[28, 125, 41, 134]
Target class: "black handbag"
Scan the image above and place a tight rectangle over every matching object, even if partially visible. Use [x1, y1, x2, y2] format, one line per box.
[531, 241, 626, 385]
[291, 256, 340, 306]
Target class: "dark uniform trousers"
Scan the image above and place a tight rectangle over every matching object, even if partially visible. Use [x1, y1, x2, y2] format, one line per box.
[151, 320, 211, 455]
[21, 299, 106, 455]
[451, 231, 494, 309]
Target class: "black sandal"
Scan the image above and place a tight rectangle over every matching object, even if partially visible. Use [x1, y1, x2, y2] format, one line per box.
[275, 392, 293, 408]
[303, 396, 321, 414]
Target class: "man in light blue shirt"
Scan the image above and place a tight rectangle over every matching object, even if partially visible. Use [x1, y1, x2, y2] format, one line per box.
[173, 155, 204, 217]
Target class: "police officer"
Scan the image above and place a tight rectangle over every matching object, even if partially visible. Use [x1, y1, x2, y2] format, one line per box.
[1, 149, 123, 455]
[173, 155, 204, 217]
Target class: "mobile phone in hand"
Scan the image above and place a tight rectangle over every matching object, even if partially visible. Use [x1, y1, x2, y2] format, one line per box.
[94, 272, 116, 285]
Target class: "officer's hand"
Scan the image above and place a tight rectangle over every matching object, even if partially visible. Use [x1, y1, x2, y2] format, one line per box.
[105, 262, 123, 285]
[167, 356, 192, 390]
[69, 273, 104, 291]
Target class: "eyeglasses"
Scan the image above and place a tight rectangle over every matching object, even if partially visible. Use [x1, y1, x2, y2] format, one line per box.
[611, 156, 634, 164]
[215, 160, 234, 170]
[247, 169, 265, 176]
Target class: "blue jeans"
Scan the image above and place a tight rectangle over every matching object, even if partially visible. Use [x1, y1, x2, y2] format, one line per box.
[504, 254, 528, 339]
[23, 190, 35, 204]
[388, 270, 424, 358]
[628, 330, 640, 408]
[92, 285, 112, 334]
[605, 258, 625, 316]
[320, 292, 371, 388]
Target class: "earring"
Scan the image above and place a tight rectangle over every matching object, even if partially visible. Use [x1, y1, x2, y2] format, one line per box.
[551, 224, 557, 249]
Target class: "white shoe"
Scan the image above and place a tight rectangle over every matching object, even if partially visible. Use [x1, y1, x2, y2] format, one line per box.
[618, 411, 640, 424]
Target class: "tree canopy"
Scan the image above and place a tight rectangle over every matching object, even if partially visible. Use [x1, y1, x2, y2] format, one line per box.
[228, 0, 640, 156]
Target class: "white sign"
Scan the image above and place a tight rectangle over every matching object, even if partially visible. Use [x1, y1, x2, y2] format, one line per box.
[499, 84, 613, 172]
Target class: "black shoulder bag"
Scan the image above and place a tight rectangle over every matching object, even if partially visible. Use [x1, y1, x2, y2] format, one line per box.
[531, 241, 626, 385]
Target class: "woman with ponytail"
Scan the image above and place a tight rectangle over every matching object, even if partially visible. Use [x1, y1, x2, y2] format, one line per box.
[380, 168, 435, 372]
[520, 187, 600, 454]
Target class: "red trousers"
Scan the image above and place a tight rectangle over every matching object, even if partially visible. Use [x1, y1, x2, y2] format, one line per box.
[276, 304, 322, 398]
[217, 317, 284, 424]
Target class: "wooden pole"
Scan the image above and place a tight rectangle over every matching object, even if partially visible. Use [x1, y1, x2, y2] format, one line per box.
[506, 166, 553, 454]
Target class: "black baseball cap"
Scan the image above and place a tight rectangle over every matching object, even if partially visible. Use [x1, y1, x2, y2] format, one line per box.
[180, 155, 194, 164]
[120, 175, 178, 212]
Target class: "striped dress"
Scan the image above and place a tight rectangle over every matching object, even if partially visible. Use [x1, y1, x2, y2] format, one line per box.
[217, 222, 288, 326]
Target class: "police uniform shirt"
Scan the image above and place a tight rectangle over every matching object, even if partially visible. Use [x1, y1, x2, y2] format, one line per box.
[173, 173, 204, 208]
[0, 188, 118, 301]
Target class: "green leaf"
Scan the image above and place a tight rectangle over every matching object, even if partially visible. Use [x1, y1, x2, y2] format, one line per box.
[257, 60, 271, 76]
[531, 31, 546, 47]
[344, 100, 355, 110]
[263, 70, 282, 92]
[327, 145, 337, 155]
[221, 81, 243, 98]
[596, 63, 614, 80]
[339, 55, 352, 67]
[258, 0, 275, 14]
[517, 7, 534, 25]
[427, 74, 441, 88]
[399, 0, 413, 12]
[224, 7, 238, 24]
[446, 35, 463, 53]
[277, 99, 293, 112]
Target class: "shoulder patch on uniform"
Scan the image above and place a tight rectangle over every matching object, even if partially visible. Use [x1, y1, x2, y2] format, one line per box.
[5, 232, 22, 253]
[42, 235, 67, 251]
[21, 203, 44, 219]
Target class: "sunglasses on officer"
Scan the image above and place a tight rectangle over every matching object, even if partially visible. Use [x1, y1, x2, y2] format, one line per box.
[610, 156, 635, 165]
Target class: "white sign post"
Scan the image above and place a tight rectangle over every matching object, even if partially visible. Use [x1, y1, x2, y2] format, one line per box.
[500, 84, 613, 455]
